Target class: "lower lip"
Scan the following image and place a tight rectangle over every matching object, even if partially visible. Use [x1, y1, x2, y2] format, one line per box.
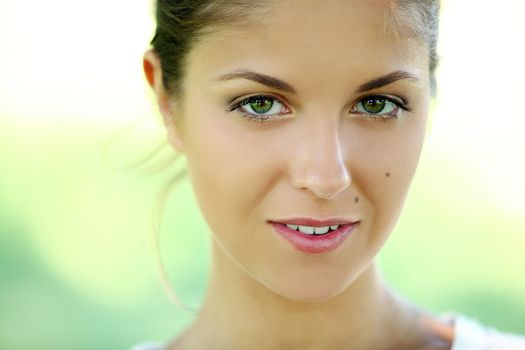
[269, 222, 359, 254]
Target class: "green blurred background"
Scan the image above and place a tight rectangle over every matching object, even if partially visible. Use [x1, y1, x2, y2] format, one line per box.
[0, 1, 524, 349]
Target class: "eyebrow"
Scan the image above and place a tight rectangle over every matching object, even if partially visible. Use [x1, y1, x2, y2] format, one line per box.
[215, 69, 418, 95]
[215, 70, 297, 94]
[355, 70, 418, 93]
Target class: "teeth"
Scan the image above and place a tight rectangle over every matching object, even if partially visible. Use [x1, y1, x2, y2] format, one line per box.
[284, 224, 341, 235]
[297, 225, 315, 234]
[314, 226, 330, 234]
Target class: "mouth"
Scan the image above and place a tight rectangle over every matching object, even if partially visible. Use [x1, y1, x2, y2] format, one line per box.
[269, 218, 358, 235]
[282, 223, 341, 235]
[268, 218, 360, 254]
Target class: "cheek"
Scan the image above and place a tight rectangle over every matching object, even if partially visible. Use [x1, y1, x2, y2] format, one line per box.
[352, 116, 428, 242]
[181, 106, 282, 242]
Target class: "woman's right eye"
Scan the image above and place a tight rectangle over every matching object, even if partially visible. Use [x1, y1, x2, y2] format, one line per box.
[230, 95, 291, 122]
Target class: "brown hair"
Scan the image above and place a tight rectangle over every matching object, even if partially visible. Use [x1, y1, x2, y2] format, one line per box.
[151, 0, 440, 96]
[388, 1, 441, 92]
[151, 0, 269, 96]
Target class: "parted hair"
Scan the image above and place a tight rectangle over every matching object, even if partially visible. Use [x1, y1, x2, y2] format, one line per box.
[150, 0, 440, 96]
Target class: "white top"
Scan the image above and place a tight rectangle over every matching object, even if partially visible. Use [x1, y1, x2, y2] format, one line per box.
[451, 316, 525, 350]
[131, 315, 525, 350]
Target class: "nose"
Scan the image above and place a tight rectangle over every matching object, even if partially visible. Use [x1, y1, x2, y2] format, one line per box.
[289, 121, 351, 200]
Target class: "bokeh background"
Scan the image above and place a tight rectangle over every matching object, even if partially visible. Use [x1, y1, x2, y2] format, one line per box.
[1, 1, 524, 349]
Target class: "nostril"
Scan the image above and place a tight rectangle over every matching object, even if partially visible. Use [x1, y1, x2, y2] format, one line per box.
[309, 173, 352, 200]
[289, 131, 351, 199]
[291, 164, 351, 200]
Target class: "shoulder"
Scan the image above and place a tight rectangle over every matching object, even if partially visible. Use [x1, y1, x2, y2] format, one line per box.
[450, 314, 525, 350]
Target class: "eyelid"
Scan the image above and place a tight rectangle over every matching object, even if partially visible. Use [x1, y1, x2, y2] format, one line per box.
[228, 93, 290, 111]
[350, 94, 412, 115]
[355, 93, 408, 107]
[227, 92, 411, 123]
[227, 93, 293, 123]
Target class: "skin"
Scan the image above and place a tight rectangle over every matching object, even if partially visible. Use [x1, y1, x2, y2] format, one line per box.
[144, 0, 454, 349]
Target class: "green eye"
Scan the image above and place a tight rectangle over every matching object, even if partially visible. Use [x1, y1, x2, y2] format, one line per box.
[354, 95, 403, 119]
[235, 95, 288, 118]
[249, 97, 274, 114]
[361, 97, 386, 114]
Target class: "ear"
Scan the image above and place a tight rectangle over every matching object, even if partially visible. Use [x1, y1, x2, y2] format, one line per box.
[143, 50, 185, 153]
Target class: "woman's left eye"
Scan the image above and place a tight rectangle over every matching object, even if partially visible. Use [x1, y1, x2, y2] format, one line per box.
[230, 95, 290, 121]
[352, 95, 409, 119]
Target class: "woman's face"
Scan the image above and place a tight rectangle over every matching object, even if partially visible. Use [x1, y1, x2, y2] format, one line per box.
[169, 0, 430, 301]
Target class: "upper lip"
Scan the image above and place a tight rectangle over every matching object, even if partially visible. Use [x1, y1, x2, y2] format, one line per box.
[269, 217, 359, 226]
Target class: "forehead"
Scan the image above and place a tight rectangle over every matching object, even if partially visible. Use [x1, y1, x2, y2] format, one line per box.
[186, 0, 428, 91]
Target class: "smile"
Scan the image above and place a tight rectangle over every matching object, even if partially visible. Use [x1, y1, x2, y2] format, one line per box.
[269, 221, 359, 254]
[284, 224, 340, 235]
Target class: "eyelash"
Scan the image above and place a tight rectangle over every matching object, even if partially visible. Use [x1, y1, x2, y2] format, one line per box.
[228, 95, 290, 123]
[228, 94, 412, 123]
[351, 95, 412, 122]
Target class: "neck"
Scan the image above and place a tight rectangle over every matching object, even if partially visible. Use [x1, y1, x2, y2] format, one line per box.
[182, 241, 422, 350]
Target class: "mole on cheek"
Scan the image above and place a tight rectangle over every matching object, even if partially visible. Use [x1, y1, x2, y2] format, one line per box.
[385, 172, 391, 178]
[354, 196, 359, 203]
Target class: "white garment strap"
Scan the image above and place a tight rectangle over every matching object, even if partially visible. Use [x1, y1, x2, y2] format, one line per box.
[452, 316, 490, 350]
[452, 315, 525, 350]
[130, 341, 164, 350]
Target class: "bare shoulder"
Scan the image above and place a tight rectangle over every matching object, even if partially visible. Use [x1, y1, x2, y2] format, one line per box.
[408, 315, 525, 350]
[415, 345, 452, 350]
[404, 314, 454, 350]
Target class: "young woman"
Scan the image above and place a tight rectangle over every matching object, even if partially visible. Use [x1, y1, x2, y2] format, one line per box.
[137, 1, 525, 349]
